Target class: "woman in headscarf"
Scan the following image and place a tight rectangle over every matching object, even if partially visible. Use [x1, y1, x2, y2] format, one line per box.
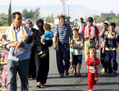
[25, 19, 37, 79]
[34, 19, 52, 87]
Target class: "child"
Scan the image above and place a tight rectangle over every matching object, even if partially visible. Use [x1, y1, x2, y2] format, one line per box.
[99, 22, 108, 75]
[0, 50, 9, 90]
[14, 36, 33, 55]
[69, 28, 78, 73]
[102, 23, 119, 77]
[72, 33, 83, 76]
[38, 23, 54, 57]
[86, 48, 100, 91]
[0, 34, 33, 56]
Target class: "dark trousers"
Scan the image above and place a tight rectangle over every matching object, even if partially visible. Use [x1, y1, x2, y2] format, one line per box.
[106, 50, 118, 73]
[56, 42, 70, 75]
[100, 48, 107, 73]
[7, 59, 30, 91]
[35, 48, 49, 85]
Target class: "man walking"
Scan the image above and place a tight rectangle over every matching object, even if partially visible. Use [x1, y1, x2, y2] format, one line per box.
[78, 18, 87, 35]
[4, 12, 33, 91]
[82, 17, 99, 62]
[54, 15, 73, 77]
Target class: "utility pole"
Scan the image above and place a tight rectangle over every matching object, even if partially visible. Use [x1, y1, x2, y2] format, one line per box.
[44, 0, 46, 23]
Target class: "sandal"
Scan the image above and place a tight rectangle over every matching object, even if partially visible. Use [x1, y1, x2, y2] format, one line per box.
[36, 84, 41, 88]
[71, 69, 74, 73]
[101, 68, 105, 74]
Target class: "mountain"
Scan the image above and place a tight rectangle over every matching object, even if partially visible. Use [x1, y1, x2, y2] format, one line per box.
[0, 5, 101, 21]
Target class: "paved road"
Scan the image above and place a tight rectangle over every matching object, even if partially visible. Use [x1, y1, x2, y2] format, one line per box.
[16, 26, 119, 91]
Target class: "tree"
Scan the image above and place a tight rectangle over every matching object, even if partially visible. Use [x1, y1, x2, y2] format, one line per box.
[28, 9, 34, 18]
[7, 0, 12, 26]
[22, 8, 29, 18]
[33, 7, 40, 19]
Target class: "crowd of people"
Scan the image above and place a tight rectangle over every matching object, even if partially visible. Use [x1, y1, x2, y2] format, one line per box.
[0, 11, 119, 91]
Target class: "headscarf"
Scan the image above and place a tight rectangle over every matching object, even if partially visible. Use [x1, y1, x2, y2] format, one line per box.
[36, 19, 44, 34]
[25, 19, 33, 28]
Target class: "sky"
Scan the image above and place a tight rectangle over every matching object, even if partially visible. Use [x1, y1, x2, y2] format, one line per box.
[0, 0, 119, 13]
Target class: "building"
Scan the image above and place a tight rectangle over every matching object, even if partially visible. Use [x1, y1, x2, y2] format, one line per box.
[100, 11, 116, 17]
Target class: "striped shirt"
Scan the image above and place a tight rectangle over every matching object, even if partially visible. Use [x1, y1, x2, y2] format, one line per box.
[104, 31, 119, 51]
[54, 24, 72, 43]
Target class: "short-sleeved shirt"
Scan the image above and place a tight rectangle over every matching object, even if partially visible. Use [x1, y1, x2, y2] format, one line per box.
[78, 22, 87, 33]
[73, 40, 83, 55]
[104, 31, 119, 51]
[54, 24, 72, 43]
[82, 26, 99, 39]
[42, 30, 54, 40]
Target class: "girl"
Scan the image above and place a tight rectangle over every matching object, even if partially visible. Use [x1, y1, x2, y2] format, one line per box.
[86, 48, 100, 91]
[69, 28, 78, 73]
[0, 50, 9, 90]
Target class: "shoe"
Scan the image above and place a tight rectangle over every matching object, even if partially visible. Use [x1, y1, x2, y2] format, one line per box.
[108, 73, 112, 77]
[41, 84, 45, 87]
[113, 72, 116, 77]
[60, 74, 64, 77]
[65, 71, 69, 76]
[36, 84, 41, 88]
[71, 69, 74, 73]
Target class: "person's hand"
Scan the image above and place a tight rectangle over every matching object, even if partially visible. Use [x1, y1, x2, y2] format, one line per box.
[54, 43, 57, 50]
[95, 44, 99, 49]
[93, 62, 96, 66]
[9, 42, 18, 47]
[41, 38, 45, 45]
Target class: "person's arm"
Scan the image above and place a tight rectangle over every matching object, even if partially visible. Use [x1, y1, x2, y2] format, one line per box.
[95, 26, 99, 49]
[95, 58, 100, 66]
[95, 35, 99, 49]
[1, 57, 7, 65]
[53, 25, 58, 50]
[86, 58, 93, 66]
[54, 35, 57, 50]
[73, 46, 83, 50]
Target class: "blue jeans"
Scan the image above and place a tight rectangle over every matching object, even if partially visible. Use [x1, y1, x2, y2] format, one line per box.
[56, 42, 70, 75]
[106, 50, 118, 73]
[7, 59, 30, 91]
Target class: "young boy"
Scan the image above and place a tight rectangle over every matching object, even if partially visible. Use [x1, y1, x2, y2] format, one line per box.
[102, 23, 119, 77]
[38, 23, 54, 57]
[86, 48, 100, 91]
[99, 23, 108, 75]
[69, 28, 78, 73]
[72, 33, 83, 76]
